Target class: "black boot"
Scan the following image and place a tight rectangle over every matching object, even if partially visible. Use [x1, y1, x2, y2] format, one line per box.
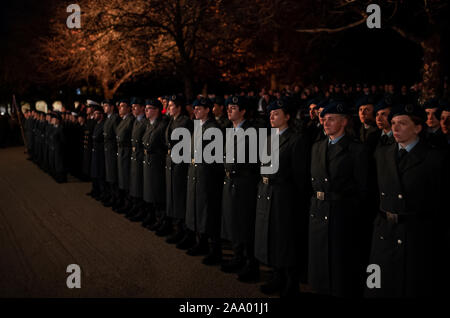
[148, 217, 163, 231]
[141, 206, 156, 227]
[202, 243, 222, 266]
[280, 268, 300, 298]
[166, 224, 185, 244]
[186, 235, 209, 256]
[129, 207, 147, 222]
[155, 219, 173, 237]
[176, 230, 197, 250]
[237, 259, 260, 282]
[221, 256, 246, 273]
[260, 269, 285, 295]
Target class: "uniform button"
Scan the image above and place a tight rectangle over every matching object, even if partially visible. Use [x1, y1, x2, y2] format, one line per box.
[381, 192, 385, 196]
[267, 196, 270, 200]
[380, 236, 384, 240]
[193, 177, 196, 180]
[398, 194, 403, 199]
[397, 239, 402, 245]
[324, 216, 328, 220]
[224, 181, 226, 185]
[311, 177, 314, 181]
[324, 178, 328, 182]
[310, 214, 314, 218]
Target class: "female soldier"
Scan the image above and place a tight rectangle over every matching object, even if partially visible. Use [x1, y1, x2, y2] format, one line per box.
[367, 103, 448, 298]
[254, 97, 311, 298]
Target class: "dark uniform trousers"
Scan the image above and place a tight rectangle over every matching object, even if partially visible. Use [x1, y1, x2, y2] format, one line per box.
[308, 135, 370, 298]
[366, 140, 449, 298]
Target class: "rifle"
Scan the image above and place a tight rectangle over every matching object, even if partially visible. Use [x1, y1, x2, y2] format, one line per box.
[12, 94, 27, 151]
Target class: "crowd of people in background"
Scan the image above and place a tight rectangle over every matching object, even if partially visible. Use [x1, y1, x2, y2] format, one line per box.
[14, 80, 450, 298]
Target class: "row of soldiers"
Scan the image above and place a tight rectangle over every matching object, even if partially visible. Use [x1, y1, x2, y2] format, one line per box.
[23, 92, 449, 298]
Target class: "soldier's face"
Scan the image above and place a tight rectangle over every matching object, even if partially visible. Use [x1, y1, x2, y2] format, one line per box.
[440, 110, 450, 134]
[323, 114, 347, 137]
[86, 106, 93, 115]
[145, 106, 159, 120]
[227, 105, 245, 122]
[94, 111, 103, 121]
[425, 108, 440, 129]
[309, 104, 317, 120]
[318, 108, 325, 125]
[194, 106, 209, 120]
[212, 104, 223, 117]
[103, 103, 112, 114]
[269, 109, 290, 129]
[359, 105, 374, 124]
[376, 108, 391, 130]
[78, 117, 85, 125]
[392, 115, 422, 144]
[168, 101, 180, 117]
[119, 103, 130, 117]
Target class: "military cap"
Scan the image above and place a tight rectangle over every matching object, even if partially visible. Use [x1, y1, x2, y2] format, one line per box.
[86, 99, 99, 107]
[423, 98, 439, 109]
[320, 101, 351, 117]
[92, 105, 104, 113]
[101, 99, 114, 106]
[145, 98, 163, 110]
[193, 97, 213, 109]
[306, 98, 320, 108]
[389, 103, 426, 122]
[267, 97, 293, 113]
[170, 94, 185, 105]
[214, 96, 224, 106]
[317, 98, 330, 109]
[438, 99, 450, 111]
[374, 96, 393, 113]
[71, 112, 79, 117]
[130, 97, 144, 105]
[118, 98, 129, 105]
[356, 95, 375, 108]
[52, 112, 62, 121]
[225, 95, 247, 110]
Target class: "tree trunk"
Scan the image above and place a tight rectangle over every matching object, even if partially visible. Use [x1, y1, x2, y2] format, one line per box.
[270, 34, 279, 91]
[183, 73, 194, 101]
[101, 80, 115, 99]
[421, 32, 442, 102]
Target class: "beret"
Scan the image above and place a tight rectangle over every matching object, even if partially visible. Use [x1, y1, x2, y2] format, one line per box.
[320, 101, 351, 117]
[225, 95, 247, 110]
[389, 103, 426, 122]
[356, 95, 375, 108]
[145, 98, 163, 110]
[101, 99, 114, 106]
[423, 98, 439, 109]
[374, 96, 393, 113]
[193, 97, 213, 109]
[130, 97, 144, 105]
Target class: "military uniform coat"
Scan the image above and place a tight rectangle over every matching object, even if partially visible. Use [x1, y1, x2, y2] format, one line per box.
[116, 114, 135, 191]
[308, 135, 370, 297]
[165, 114, 193, 219]
[185, 118, 224, 235]
[103, 113, 120, 183]
[51, 125, 66, 175]
[254, 128, 311, 269]
[129, 116, 147, 198]
[221, 120, 260, 244]
[90, 120, 105, 179]
[82, 117, 96, 177]
[143, 116, 168, 204]
[367, 140, 449, 298]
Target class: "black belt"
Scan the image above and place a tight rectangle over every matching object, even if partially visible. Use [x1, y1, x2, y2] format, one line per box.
[225, 170, 256, 179]
[314, 191, 345, 201]
[379, 211, 409, 224]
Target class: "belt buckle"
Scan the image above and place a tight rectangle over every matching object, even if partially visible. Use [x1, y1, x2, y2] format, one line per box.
[132, 146, 136, 152]
[168, 149, 171, 155]
[316, 191, 325, 201]
[191, 158, 195, 165]
[144, 149, 147, 155]
[262, 177, 269, 185]
[386, 212, 398, 224]
[226, 171, 230, 178]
